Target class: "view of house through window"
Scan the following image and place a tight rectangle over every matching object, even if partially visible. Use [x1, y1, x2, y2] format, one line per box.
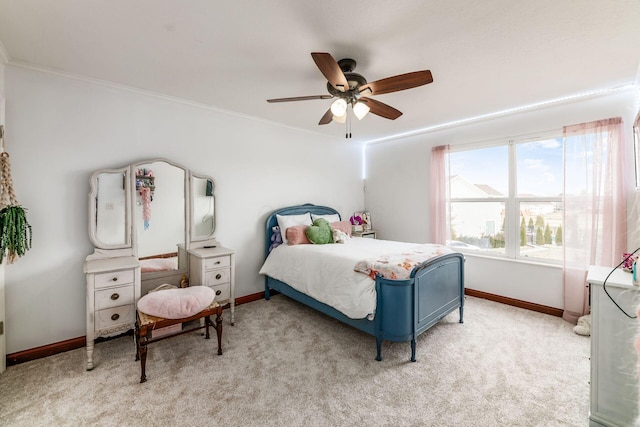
[448, 135, 563, 263]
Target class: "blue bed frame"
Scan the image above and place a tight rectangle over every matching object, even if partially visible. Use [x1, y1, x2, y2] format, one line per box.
[263, 204, 465, 362]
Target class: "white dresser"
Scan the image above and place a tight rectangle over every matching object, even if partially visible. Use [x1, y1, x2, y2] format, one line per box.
[587, 266, 640, 427]
[188, 246, 236, 325]
[84, 256, 141, 370]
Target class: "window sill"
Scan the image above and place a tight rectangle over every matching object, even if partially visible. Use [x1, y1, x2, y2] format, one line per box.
[458, 251, 562, 269]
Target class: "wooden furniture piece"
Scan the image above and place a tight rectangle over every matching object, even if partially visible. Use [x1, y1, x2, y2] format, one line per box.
[188, 246, 236, 325]
[85, 158, 223, 370]
[353, 229, 377, 239]
[84, 256, 140, 371]
[587, 265, 639, 427]
[135, 300, 223, 383]
[263, 204, 465, 362]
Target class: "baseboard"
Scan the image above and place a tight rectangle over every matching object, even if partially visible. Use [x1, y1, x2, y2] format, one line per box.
[7, 289, 558, 366]
[6, 336, 87, 366]
[464, 288, 563, 317]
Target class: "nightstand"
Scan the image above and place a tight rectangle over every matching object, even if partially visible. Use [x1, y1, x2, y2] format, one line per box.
[353, 230, 376, 239]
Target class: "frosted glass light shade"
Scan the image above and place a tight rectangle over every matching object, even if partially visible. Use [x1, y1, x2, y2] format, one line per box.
[330, 98, 347, 116]
[353, 101, 370, 120]
[333, 113, 346, 123]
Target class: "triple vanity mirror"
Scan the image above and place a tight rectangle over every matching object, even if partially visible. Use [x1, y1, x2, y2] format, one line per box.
[87, 158, 217, 289]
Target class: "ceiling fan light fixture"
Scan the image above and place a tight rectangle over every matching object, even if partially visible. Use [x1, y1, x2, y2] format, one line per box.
[353, 101, 370, 120]
[330, 98, 347, 117]
[333, 113, 347, 123]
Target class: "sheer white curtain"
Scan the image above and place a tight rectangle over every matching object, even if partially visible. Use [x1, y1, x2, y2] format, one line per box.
[430, 145, 450, 244]
[562, 117, 626, 323]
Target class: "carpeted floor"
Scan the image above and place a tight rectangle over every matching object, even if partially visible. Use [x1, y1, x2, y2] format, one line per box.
[0, 295, 589, 426]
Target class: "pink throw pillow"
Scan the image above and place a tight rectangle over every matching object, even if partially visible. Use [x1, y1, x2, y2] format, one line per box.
[331, 220, 352, 237]
[286, 225, 311, 245]
[137, 286, 215, 319]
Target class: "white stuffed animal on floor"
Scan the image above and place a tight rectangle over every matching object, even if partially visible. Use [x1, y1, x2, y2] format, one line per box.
[573, 314, 591, 336]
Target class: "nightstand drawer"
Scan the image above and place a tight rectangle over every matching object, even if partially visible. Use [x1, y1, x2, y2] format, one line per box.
[204, 268, 230, 286]
[95, 285, 135, 311]
[94, 269, 135, 289]
[204, 255, 230, 270]
[95, 304, 135, 330]
[209, 282, 230, 303]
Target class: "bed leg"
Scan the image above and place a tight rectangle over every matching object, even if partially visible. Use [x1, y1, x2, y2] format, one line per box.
[459, 305, 464, 324]
[265, 286, 271, 300]
[375, 338, 382, 361]
[410, 339, 417, 362]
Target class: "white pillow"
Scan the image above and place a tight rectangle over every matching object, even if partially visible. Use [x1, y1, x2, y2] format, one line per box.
[311, 213, 340, 223]
[277, 213, 312, 244]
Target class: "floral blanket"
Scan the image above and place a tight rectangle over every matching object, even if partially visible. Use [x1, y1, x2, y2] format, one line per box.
[354, 244, 454, 280]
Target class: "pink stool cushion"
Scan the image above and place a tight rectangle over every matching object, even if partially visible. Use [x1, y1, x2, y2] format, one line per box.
[137, 286, 215, 319]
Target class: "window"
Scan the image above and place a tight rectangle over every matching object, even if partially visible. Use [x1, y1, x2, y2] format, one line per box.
[448, 134, 563, 263]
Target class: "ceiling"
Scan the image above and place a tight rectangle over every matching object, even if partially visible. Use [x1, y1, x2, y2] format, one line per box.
[1, 0, 639, 143]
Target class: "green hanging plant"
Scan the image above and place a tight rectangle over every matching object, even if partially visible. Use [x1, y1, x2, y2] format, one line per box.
[0, 126, 33, 264]
[0, 205, 32, 264]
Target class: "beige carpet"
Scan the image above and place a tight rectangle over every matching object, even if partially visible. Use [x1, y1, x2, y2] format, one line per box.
[0, 295, 589, 426]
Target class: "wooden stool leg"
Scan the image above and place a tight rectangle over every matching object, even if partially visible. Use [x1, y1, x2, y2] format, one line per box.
[134, 319, 140, 361]
[215, 308, 223, 356]
[139, 325, 148, 383]
[204, 316, 211, 340]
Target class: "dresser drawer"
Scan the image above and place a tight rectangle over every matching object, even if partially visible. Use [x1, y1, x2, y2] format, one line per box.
[209, 282, 230, 303]
[204, 268, 230, 287]
[95, 304, 135, 331]
[94, 269, 135, 289]
[95, 285, 135, 311]
[204, 255, 230, 270]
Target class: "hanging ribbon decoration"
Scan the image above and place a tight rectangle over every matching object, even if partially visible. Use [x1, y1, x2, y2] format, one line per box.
[0, 125, 32, 263]
[140, 186, 151, 230]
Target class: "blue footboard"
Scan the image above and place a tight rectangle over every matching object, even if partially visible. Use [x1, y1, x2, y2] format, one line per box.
[263, 204, 465, 362]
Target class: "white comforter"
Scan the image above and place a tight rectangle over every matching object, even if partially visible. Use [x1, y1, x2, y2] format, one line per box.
[258, 238, 433, 319]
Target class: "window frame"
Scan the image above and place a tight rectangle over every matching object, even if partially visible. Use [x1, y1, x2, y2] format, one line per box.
[448, 131, 563, 265]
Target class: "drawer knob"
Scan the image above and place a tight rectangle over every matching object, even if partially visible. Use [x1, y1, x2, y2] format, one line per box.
[110, 293, 120, 301]
[215, 261, 221, 265]
[111, 313, 120, 321]
[112, 277, 118, 282]
[216, 273, 222, 280]
[215, 290, 222, 296]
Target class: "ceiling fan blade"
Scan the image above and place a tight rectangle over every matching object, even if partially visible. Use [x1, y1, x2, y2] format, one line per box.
[318, 108, 333, 125]
[359, 97, 402, 120]
[267, 95, 333, 103]
[359, 70, 433, 96]
[311, 52, 349, 92]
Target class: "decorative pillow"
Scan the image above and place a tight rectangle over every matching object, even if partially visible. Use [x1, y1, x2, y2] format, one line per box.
[331, 220, 353, 237]
[137, 286, 215, 319]
[286, 225, 311, 245]
[311, 213, 341, 223]
[306, 218, 333, 244]
[277, 213, 312, 245]
[333, 228, 350, 244]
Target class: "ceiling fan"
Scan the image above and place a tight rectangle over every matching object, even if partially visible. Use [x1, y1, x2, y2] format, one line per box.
[267, 52, 433, 129]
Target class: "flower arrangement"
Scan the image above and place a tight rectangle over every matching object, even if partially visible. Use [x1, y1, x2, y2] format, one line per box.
[621, 253, 638, 272]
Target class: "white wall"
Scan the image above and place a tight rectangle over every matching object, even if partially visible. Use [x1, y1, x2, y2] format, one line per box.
[3, 65, 364, 353]
[365, 89, 640, 309]
[0, 60, 6, 373]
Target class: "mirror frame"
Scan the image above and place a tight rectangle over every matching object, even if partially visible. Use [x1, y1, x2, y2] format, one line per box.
[190, 172, 217, 243]
[88, 158, 217, 261]
[88, 166, 132, 251]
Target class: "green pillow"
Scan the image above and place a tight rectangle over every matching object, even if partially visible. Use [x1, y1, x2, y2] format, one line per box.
[305, 218, 333, 244]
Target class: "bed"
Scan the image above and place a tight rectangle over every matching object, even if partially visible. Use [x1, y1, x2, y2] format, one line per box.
[259, 204, 465, 362]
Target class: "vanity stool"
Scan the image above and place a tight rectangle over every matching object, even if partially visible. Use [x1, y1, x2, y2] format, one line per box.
[134, 300, 223, 383]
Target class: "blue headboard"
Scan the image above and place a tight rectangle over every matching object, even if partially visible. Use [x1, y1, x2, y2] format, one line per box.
[264, 203, 341, 257]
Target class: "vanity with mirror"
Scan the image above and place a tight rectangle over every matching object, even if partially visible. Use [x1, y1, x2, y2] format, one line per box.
[84, 158, 235, 370]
